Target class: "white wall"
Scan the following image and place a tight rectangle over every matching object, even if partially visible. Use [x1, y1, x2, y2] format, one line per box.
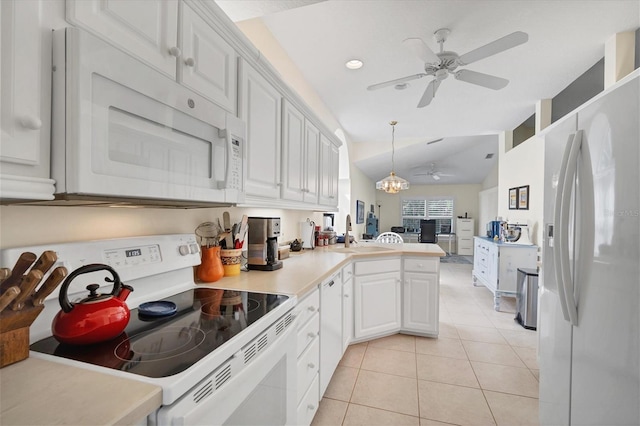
[348, 166, 376, 239]
[0, 205, 324, 249]
[497, 132, 545, 246]
[376, 184, 482, 234]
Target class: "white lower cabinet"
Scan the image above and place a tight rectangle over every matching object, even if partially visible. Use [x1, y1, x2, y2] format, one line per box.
[342, 263, 353, 352]
[319, 271, 342, 397]
[354, 258, 402, 339]
[403, 257, 439, 336]
[294, 288, 320, 425]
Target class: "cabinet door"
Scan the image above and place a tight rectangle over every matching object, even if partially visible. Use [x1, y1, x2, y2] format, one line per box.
[354, 272, 401, 339]
[497, 247, 536, 293]
[303, 120, 320, 204]
[342, 277, 353, 352]
[320, 274, 342, 396]
[281, 100, 305, 202]
[239, 60, 282, 199]
[0, 0, 55, 199]
[179, 3, 236, 113]
[403, 272, 438, 335]
[319, 135, 339, 206]
[66, 0, 179, 78]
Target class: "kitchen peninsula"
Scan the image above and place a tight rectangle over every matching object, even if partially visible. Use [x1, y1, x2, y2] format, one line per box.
[0, 242, 444, 425]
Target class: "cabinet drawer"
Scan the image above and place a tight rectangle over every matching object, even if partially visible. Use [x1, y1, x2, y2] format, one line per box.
[297, 374, 320, 426]
[457, 237, 473, 249]
[297, 337, 320, 404]
[458, 246, 474, 256]
[354, 258, 401, 275]
[295, 289, 320, 330]
[404, 257, 438, 273]
[342, 263, 353, 282]
[296, 312, 319, 357]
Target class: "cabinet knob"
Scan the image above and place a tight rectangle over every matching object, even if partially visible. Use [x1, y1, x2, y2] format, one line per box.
[307, 332, 316, 338]
[308, 362, 316, 369]
[168, 46, 182, 57]
[307, 404, 316, 410]
[344, 294, 349, 298]
[307, 306, 316, 312]
[19, 115, 42, 130]
[184, 57, 196, 67]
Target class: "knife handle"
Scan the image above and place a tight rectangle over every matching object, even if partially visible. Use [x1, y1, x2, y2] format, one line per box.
[11, 270, 43, 311]
[0, 268, 11, 285]
[31, 250, 57, 275]
[32, 266, 68, 306]
[0, 286, 21, 313]
[0, 252, 37, 293]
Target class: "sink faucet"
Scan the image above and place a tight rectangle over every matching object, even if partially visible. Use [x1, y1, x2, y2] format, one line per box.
[345, 214, 352, 248]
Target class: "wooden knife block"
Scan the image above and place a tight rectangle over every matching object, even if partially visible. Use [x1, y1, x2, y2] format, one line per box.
[0, 303, 44, 368]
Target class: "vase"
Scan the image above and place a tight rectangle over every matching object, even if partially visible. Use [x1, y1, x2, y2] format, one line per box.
[197, 246, 224, 283]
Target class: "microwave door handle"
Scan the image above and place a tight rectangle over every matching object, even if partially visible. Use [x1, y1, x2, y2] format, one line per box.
[553, 132, 575, 323]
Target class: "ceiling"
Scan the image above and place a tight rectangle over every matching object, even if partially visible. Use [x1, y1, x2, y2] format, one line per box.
[215, 1, 639, 185]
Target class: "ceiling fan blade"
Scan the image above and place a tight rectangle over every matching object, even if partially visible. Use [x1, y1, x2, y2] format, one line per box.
[454, 69, 509, 90]
[417, 79, 441, 108]
[432, 174, 441, 181]
[367, 73, 428, 91]
[457, 31, 528, 66]
[403, 38, 440, 64]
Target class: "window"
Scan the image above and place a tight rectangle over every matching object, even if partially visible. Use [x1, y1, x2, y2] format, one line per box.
[401, 197, 454, 234]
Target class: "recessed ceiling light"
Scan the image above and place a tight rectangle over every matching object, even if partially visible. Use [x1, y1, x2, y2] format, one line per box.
[345, 59, 363, 70]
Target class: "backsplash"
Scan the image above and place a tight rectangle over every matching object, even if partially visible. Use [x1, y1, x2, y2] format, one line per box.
[0, 205, 325, 249]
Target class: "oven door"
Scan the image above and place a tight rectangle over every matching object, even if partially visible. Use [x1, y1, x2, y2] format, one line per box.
[52, 27, 245, 205]
[152, 319, 297, 425]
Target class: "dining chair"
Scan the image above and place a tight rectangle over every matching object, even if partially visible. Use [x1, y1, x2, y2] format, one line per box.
[376, 232, 404, 243]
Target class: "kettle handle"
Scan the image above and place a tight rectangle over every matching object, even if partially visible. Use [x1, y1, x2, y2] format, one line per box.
[58, 264, 122, 313]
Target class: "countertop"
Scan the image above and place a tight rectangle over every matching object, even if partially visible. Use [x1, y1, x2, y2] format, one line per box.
[0, 242, 443, 425]
[197, 242, 445, 298]
[0, 357, 162, 425]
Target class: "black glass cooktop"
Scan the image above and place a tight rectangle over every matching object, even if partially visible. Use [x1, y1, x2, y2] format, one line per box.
[30, 288, 289, 378]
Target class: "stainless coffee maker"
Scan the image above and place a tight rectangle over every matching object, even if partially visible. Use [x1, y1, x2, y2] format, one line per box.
[247, 217, 283, 271]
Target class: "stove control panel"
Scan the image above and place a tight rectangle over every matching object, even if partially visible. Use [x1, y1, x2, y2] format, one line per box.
[103, 244, 162, 269]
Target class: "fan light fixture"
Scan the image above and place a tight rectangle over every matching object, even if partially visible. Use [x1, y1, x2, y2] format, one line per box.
[376, 121, 409, 194]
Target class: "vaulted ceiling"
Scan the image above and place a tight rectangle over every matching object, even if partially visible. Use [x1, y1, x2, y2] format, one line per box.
[216, 0, 639, 185]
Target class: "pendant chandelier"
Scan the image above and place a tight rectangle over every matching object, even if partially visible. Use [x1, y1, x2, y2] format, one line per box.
[376, 120, 409, 194]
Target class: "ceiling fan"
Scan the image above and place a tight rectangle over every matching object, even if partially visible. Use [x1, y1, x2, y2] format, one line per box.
[413, 163, 454, 181]
[367, 28, 528, 107]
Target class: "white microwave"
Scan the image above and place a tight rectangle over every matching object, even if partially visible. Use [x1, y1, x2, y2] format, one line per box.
[49, 27, 245, 207]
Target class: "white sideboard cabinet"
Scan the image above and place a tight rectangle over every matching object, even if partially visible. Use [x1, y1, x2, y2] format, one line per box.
[472, 237, 537, 310]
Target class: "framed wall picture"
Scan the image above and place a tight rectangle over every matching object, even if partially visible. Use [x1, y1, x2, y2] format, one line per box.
[518, 185, 529, 210]
[356, 200, 365, 224]
[509, 188, 518, 210]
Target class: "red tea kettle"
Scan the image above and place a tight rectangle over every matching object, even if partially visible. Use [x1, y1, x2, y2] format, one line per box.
[52, 264, 133, 345]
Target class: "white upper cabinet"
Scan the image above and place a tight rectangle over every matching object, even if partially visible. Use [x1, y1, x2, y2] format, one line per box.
[0, 0, 55, 200]
[281, 100, 305, 201]
[66, 0, 236, 112]
[66, 0, 179, 78]
[319, 135, 339, 207]
[179, 3, 236, 113]
[239, 59, 282, 199]
[281, 100, 320, 203]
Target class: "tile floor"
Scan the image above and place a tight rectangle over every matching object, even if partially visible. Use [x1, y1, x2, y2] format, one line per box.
[311, 262, 539, 426]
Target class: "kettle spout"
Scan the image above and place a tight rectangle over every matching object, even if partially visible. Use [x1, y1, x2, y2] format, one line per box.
[117, 284, 134, 301]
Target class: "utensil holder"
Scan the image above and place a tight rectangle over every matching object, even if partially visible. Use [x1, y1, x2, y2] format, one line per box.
[220, 249, 242, 276]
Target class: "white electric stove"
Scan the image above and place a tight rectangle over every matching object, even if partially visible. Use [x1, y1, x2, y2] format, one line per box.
[1, 234, 298, 425]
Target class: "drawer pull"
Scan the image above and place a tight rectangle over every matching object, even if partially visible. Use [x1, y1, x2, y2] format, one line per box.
[308, 362, 316, 369]
[307, 332, 316, 338]
[307, 306, 316, 312]
[344, 294, 350, 298]
[307, 404, 316, 410]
